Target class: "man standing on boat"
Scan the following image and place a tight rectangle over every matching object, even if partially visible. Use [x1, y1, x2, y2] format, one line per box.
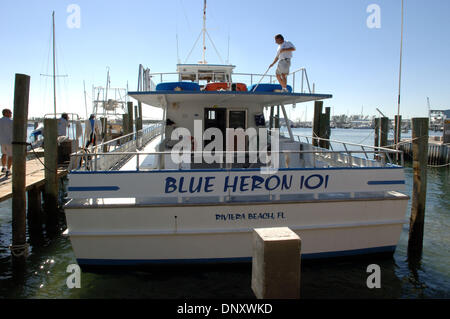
[57, 113, 69, 136]
[85, 114, 101, 148]
[269, 34, 296, 92]
[0, 108, 13, 177]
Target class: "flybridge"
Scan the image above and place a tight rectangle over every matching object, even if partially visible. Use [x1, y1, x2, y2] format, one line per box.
[176, 64, 235, 82]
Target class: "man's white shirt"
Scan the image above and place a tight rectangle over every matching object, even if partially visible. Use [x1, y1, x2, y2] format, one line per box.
[277, 41, 296, 59]
[0, 117, 13, 145]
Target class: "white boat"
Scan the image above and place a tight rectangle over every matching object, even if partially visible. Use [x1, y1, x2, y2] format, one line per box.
[64, 3, 408, 269]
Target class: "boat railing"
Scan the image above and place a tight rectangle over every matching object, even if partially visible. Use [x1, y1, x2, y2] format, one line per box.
[71, 146, 402, 172]
[69, 122, 162, 171]
[139, 68, 312, 93]
[292, 134, 404, 167]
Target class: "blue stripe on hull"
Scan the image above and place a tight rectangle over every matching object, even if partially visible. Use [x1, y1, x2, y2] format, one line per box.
[77, 245, 396, 266]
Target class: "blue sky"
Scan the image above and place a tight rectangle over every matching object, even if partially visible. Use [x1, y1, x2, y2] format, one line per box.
[0, 0, 449, 120]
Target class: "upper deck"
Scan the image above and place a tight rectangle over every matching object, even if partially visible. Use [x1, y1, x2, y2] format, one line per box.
[131, 64, 332, 108]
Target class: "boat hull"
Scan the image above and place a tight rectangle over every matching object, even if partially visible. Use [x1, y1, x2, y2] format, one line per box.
[65, 195, 408, 266]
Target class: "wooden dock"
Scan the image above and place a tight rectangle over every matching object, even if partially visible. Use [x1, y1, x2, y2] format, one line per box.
[0, 157, 67, 203]
[398, 137, 449, 166]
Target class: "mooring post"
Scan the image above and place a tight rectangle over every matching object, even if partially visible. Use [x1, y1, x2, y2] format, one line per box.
[44, 118, 59, 235]
[134, 105, 139, 148]
[380, 117, 389, 147]
[251, 227, 301, 299]
[127, 102, 134, 135]
[325, 107, 331, 149]
[122, 113, 129, 136]
[380, 117, 389, 162]
[394, 115, 402, 163]
[319, 113, 327, 149]
[319, 107, 331, 149]
[312, 101, 323, 147]
[408, 118, 429, 259]
[269, 106, 274, 130]
[11, 73, 30, 264]
[374, 118, 380, 159]
[275, 105, 280, 129]
[100, 117, 108, 152]
[138, 102, 143, 132]
[27, 186, 43, 234]
[394, 115, 402, 146]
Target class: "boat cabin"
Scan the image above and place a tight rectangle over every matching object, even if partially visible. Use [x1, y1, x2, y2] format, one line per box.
[129, 63, 335, 170]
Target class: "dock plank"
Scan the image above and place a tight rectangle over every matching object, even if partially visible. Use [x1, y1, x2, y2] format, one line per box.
[0, 157, 67, 202]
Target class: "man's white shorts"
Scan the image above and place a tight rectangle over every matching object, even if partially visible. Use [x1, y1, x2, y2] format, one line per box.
[276, 58, 291, 75]
[1, 144, 12, 157]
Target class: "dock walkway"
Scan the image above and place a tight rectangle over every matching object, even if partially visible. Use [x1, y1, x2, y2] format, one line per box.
[0, 157, 68, 203]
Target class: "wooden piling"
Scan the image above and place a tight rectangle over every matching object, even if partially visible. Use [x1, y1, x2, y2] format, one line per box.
[275, 105, 280, 129]
[408, 118, 429, 259]
[100, 117, 108, 152]
[137, 102, 143, 132]
[122, 114, 129, 135]
[27, 186, 43, 233]
[380, 117, 389, 147]
[43, 118, 59, 235]
[318, 113, 327, 149]
[269, 106, 274, 130]
[134, 105, 139, 133]
[251, 227, 301, 299]
[374, 118, 380, 159]
[319, 107, 331, 149]
[127, 102, 134, 134]
[394, 115, 402, 163]
[394, 115, 402, 145]
[11, 73, 30, 263]
[312, 101, 323, 147]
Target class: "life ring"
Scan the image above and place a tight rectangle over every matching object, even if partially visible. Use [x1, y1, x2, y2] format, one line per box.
[205, 82, 248, 92]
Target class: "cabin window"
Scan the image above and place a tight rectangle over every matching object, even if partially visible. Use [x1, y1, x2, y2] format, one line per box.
[207, 110, 216, 120]
[228, 110, 247, 129]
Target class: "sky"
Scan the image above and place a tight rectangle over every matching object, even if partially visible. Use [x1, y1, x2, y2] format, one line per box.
[0, 0, 449, 121]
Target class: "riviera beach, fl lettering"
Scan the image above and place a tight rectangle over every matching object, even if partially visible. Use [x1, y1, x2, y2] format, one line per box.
[215, 212, 286, 221]
[164, 173, 330, 195]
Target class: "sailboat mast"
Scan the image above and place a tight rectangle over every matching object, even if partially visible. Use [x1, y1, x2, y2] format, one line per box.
[396, 0, 404, 148]
[202, 0, 207, 63]
[83, 80, 88, 119]
[52, 11, 57, 118]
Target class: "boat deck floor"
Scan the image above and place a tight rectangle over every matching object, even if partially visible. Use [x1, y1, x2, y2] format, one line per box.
[119, 135, 161, 171]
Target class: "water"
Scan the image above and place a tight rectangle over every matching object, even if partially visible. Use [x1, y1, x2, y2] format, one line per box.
[0, 129, 448, 299]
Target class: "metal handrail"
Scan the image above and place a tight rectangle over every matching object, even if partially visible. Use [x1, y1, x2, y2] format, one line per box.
[72, 147, 401, 172]
[141, 68, 312, 93]
[293, 134, 403, 154]
[88, 123, 162, 153]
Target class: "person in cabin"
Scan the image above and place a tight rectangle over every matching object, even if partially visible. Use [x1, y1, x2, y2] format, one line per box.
[57, 113, 70, 136]
[0, 108, 13, 177]
[85, 114, 101, 148]
[269, 34, 296, 92]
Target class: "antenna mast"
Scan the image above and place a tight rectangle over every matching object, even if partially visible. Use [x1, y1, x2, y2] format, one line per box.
[52, 11, 57, 118]
[202, 0, 207, 64]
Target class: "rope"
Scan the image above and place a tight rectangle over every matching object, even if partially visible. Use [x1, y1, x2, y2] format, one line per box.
[428, 163, 450, 168]
[382, 136, 424, 149]
[12, 141, 60, 174]
[9, 243, 29, 258]
[356, 130, 374, 144]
